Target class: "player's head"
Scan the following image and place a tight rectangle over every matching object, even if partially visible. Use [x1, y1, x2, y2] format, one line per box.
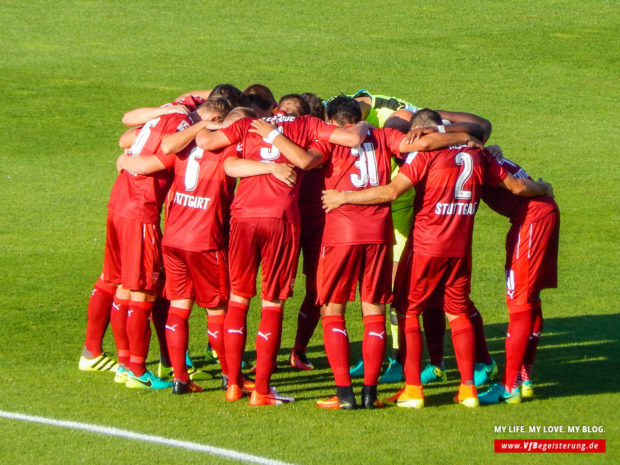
[243, 83, 277, 117]
[197, 97, 232, 122]
[209, 83, 247, 108]
[384, 109, 414, 134]
[277, 94, 310, 117]
[222, 107, 258, 126]
[410, 108, 442, 129]
[325, 95, 362, 127]
[301, 92, 325, 120]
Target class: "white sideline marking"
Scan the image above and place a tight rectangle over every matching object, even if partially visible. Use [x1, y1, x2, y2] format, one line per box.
[0, 410, 296, 465]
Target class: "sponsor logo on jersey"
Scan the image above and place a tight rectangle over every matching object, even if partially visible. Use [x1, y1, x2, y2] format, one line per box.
[434, 202, 478, 216]
[174, 192, 212, 210]
[405, 152, 419, 164]
[177, 120, 191, 131]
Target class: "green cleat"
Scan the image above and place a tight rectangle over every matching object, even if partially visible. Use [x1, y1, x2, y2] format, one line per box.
[157, 362, 173, 380]
[474, 358, 498, 387]
[520, 380, 534, 398]
[113, 365, 128, 384]
[349, 357, 364, 377]
[79, 353, 118, 372]
[479, 383, 521, 405]
[420, 364, 447, 385]
[125, 370, 173, 390]
[379, 357, 403, 383]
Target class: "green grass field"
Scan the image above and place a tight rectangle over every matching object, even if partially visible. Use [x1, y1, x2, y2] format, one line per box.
[1, 1, 618, 463]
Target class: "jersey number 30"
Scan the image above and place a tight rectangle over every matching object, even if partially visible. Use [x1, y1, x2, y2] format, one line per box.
[350, 143, 379, 188]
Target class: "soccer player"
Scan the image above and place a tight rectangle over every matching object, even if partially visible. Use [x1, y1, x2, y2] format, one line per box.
[476, 145, 560, 404]
[195, 108, 372, 406]
[313, 97, 484, 409]
[104, 97, 227, 390]
[322, 108, 553, 409]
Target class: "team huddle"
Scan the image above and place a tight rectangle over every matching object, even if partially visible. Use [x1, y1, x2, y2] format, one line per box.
[78, 84, 559, 409]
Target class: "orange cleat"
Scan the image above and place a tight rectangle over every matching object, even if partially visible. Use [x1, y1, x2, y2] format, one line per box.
[316, 395, 355, 410]
[454, 384, 479, 408]
[249, 388, 295, 407]
[226, 384, 245, 402]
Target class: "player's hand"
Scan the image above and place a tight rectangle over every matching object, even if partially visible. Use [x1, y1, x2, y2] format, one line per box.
[271, 163, 297, 187]
[164, 104, 190, 116]
[249, 119, 278, 138]
[322, 189, 346, 213]
[405, 126, 436, 143]
[539, 178, 554, 198]
[466, 135, 484, 148]
[116, 151, 128, 173]
[486, 145, 503, 162]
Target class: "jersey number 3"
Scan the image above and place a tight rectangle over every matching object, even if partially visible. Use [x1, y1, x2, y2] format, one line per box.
[350, 143, 379, 188]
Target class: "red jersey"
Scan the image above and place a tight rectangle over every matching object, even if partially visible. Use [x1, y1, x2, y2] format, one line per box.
[220, 115, 337, 225]
[481, 155, 558, 224]
[160, 144, 237, 252]
[399, 146, 507, 257]
[319, 128, 406, 246]
[107, 114, 189, 223]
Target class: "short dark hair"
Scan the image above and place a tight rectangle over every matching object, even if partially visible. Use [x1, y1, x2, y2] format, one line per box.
[411, 108, 442, 128]
[278, 94, 310, 116]
[208, 84, 247, 108]
[301, 92, 325, 120]
[243, 83, 276, 111]
[223, 106, 258, 125]
[326, 95, 362, 126]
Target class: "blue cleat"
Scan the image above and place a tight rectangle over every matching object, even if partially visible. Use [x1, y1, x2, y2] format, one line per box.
[479, 383, 521, 405]
[420, 364, 447, 385]
[379, 357, 403, 383]
[474, 358, 498, 387]
[125, 370, 174, 390]
[349, 357, 364, 377]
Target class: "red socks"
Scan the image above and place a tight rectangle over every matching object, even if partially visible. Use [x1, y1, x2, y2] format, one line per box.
[84, 279, 115, 357]
[504, 308, 534, 390]
[166, 306, 191, 383]
[127, 300, 154, 376]
[403, 314, 423, 385]
[521, 301, 543, 381]
[224, 301, 249, 386]
[322, 315, 351, 387]
[449, 315, 475, 385]
[293, 293, 321, 353]
[110, 296, 130, 367]
[362, 314, 386, 386]
[207, 313, 227, 377]
[254, 306, 284, 395]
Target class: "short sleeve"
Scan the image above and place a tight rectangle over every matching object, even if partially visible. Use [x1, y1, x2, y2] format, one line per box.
[382, 127, 407, 159]
[310, 139, 332, 165]
[484, 153, 508, 186]
[399, 151, 429, 186]
[221, 118, 251, 145]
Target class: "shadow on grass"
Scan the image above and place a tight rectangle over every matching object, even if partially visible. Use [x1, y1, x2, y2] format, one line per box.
[274, 313, 620, 400]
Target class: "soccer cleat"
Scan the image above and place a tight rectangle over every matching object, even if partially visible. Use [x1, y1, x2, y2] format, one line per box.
[172, 379, 204, 394]
[125, 370, 174, 390]
[420, 364, 447, 385]
[157, 362, 173, 380]
[479, 383, 521, 405]
[79, 353, 119, 372]
[454, 384, 479, 408]
[361, 385, 384, 409]
[379, 357, 403, 383]
[221, 374, 229, 390]
[113, 365, 128, 384]
[226, 384, 245, 402]
[520, 380, 534, 398]
[289, 350, 314, 370]
[474, 358, 498, 387]
[316, 395, 356, 410]
[205, 344, 219, 364]
[249, 387, 295, 407]
[385, 385, 424, 409]
[349, 357, 365, 377]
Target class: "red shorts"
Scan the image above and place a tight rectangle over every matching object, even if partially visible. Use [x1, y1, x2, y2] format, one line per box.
[102, 211, 162, 291]
[228, 218, 299, 301]
[505, 210, 559, 309]
[162, 245, 229, 309]
[407, 253, 471, 316]
[317, 244, 392, 305]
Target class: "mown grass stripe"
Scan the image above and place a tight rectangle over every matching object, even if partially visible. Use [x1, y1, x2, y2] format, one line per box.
[0, 410, 297, 465]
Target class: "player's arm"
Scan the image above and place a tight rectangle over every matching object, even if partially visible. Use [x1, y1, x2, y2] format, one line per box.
[249, 119, 323, 169]
[328, 121, 374, 147]
[119, 127, 139, 148]
[223, 158, 298, 187]
[116, 153, 166, 175]
[499, 174, 554, 198]
[195, 127, 233, 152]
[436, 110, 492, 143]
[160, 120, 212, 154]
[322, 173, 414, 213]
[121, 105, 189, 127]
[399, 132, 482, 152]
[176, 89, 212, 101]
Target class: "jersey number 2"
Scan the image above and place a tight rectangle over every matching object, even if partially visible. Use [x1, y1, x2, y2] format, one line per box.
[454, 152, 473, 200]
